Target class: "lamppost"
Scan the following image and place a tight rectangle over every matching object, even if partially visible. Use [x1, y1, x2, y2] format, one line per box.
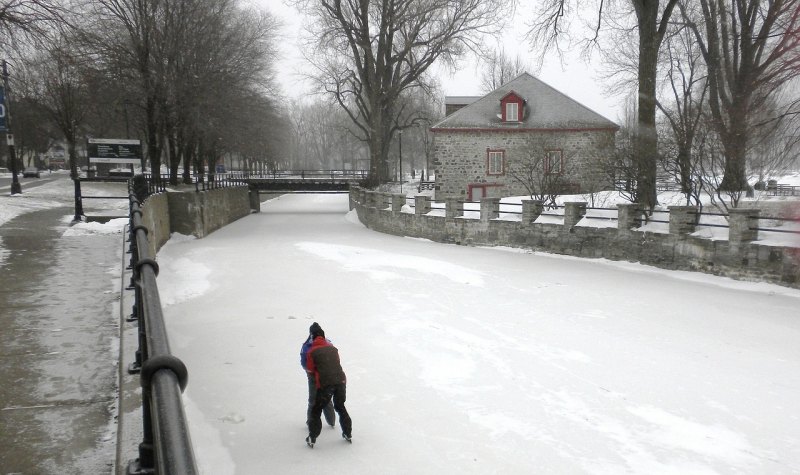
[399, 129, 403, 193]
[413, 117, 432, 182]
[2, 60, 22, 195]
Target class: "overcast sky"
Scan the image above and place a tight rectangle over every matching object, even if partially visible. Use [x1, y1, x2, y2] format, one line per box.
[257, 0, 625, 122]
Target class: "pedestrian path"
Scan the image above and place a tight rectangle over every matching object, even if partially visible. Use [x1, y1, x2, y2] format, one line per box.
[0, 206, 127, 473]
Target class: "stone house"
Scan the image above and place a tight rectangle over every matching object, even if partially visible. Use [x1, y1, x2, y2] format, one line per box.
[432, 72, 619, 200]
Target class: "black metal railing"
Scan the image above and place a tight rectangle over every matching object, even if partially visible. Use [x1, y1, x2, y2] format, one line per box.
[126, 182, 198, 475]
[249, 169, 369, 180]
[194, 174, 248, 191]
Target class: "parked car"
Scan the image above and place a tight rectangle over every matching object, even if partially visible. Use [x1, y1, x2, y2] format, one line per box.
[23, 167, 41, 178]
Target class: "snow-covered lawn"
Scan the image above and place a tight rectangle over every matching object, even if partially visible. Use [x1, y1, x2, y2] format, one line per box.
[157, 193, 800, 474]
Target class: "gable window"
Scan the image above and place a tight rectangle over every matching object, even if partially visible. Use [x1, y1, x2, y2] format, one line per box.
[500, 91, 525, 122]
[545, 150, 563, 174]
[487, 150, 504, 175]
[505, 102, 519, 122]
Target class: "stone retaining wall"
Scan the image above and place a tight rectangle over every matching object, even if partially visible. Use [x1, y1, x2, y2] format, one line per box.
[140, 192, 171, 258]
[350, 187, 800, 288]
[141, 186, 256, 255]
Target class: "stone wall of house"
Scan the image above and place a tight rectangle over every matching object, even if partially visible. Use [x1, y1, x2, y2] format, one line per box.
[349, 187, 800, 289]
[433, 129, 616, 200]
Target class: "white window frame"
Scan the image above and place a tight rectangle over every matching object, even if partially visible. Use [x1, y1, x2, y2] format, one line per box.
[487, 150, 504, 175]
[505, 102, 519, 122]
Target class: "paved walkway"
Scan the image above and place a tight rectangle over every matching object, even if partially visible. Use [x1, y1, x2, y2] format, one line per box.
[0, 206, 134, 473]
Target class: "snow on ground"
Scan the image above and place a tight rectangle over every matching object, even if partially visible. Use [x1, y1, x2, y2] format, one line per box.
[0, 174, 129, 267]
[156, 193, 800, 475]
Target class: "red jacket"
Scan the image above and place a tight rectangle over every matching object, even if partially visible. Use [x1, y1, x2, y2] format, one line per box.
[306, 336, 347, 389]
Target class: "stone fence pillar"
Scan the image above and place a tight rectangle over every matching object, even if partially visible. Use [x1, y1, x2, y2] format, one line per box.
[617, 203, 642, 230]
[415, 195, 430, 216]
[480, 198, 501, 222]
[521, 200, 543, 224]
[391, 193, 406, 212]
[381, 192, 394, 209]
[563, 202, 587, 229]
[669, 206, 699, 235]
[366, 190, 378, 208]
[728, 208, 760, 247]
[446, 198, 463, 219]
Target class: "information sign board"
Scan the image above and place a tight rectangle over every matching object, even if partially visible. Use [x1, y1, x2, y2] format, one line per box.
[87, 138, 141, 164]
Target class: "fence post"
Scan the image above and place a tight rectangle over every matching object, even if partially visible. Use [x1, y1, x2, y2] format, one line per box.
[414, 195, 430, 216]
[480, 197, 501, 222]
[521, 200, 543, 224]
[446, 198, 463, 219]
[617, 203, 642, 231]
[669, 206, 699, 235]
[728, 208, 760, 248]
[391, 193, 406, 212]
[563, 202, 587, 229]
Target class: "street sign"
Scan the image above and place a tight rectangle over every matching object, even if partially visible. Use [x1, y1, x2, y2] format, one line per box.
[6, 134, 13, 146]
[87, 138, 141, 164]
[0, 86, 6, 132]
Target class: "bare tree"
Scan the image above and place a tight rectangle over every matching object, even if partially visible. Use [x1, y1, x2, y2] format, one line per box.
[480, 48, 531, 93]
[32, 38, 90, 180]
[527, 0, 680, 211]
[92, 0, 164, 178]
[88, 0, 281, 183]
[681, 0, 800, 192]
[656, 18, 708, 198]
[750, 88, 800, 184]
[298, 0, 507, 185]
[0, 0, 66, 50]
[0, 64, 53, 167]
[507, 136, 580, 207]
[287, 99, 368, 171]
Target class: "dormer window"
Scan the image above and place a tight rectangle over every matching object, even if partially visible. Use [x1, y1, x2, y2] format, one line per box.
[506, 102, 519, 122]
[500, 91, 525, 123]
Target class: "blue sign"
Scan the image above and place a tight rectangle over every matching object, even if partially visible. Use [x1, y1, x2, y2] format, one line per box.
[0, 87, 6, 132]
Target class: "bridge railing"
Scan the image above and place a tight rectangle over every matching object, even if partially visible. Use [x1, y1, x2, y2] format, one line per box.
[244, 169, 369, 180]
[126, 182, 198, 474]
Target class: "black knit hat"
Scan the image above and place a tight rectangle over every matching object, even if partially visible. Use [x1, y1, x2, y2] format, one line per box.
[309, 322, 325, 339]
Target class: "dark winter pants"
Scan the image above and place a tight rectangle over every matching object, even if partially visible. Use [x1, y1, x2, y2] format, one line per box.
[307, 373, 335, 427]
[308, 383, 352, 440]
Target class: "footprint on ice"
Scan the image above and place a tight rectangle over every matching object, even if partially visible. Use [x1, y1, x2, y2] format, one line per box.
[220, 413, 245, 424]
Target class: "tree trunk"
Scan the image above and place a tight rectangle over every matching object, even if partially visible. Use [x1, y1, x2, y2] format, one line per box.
[145, 95, 160, 182]
[718, 113, 749, 191]
[168, 131, 179, 186]
[635, 2, 660, 210]
[67, 137, 79, 181]
[182, 139, 193, 184]
[677, 144, 692, 194]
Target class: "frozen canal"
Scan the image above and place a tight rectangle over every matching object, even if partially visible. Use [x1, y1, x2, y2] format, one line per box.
[156, 193, 800, 474]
